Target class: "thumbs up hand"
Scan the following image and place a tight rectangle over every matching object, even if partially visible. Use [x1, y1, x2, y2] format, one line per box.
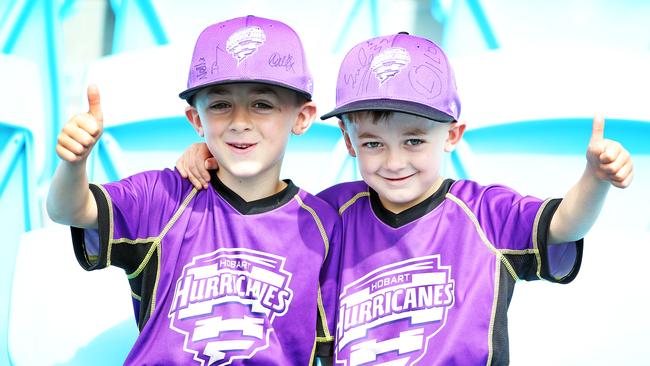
[56, 85, 104, 164]
[586, 116, 633, 188]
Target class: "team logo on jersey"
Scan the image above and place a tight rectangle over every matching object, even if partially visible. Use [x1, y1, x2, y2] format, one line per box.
[169, 248, 293, 365]
[370, 47, 411, 86]
[336, 255, 454, 366]
[226, 26, 266, 65]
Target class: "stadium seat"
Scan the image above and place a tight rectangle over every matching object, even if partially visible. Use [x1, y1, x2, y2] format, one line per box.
[0, 53, 42, 366]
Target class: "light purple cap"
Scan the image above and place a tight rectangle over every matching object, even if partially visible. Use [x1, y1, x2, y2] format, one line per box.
[179, 15, 313, 101]
[321, 32, 460, 122]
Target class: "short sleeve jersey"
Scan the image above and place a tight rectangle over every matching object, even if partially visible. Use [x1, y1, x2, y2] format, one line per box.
[317, 179, 582, 366]
[71, 169, 340, 365]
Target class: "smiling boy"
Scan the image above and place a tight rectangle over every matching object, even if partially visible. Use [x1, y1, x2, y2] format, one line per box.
[47, 16, 339, 365]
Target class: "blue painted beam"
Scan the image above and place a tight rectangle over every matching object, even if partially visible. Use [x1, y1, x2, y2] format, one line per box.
[44, 0, 63, 178]
[0, 131, 24, 200]
[1, 0, 37, 54]
[333, 0, 365, 53]
[466, 0, 499, 49]
[135, 0, 168, 45]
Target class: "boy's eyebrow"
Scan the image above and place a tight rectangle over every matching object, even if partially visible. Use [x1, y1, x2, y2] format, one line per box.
[402, 128, 429, 136]
[205, 87, 230, 96]
[357, 132, 381, 139]
[204, 85, 280, 97]
[248, 86, 280, 97]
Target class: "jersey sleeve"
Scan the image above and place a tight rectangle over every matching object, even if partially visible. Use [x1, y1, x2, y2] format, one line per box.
[315, 219, 342, 361]
[467, 184, 583, 283]
[70, 169, 187, 272]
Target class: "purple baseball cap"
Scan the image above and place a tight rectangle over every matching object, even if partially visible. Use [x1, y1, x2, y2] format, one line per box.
[321, 32, 460, 122]
[179, 15, 313, 101]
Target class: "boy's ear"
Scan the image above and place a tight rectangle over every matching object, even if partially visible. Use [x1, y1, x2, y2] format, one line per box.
[185, 105, 204, 137]
[338, 119, 357, 157]
[444, 119, 466, 152]
[291, 101, 317, 135]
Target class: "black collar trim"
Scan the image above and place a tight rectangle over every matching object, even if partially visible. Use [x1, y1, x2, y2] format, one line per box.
[209, 170, 299, 215]
[369, 179, 454, 228]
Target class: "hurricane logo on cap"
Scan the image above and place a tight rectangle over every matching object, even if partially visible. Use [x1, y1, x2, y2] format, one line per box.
[370, 47, 411, 86]
[226, 26, 267, 65]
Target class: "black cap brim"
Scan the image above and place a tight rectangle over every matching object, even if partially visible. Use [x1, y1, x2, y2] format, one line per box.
[179, 79, 312, 102]
[320, 99, 455, 122]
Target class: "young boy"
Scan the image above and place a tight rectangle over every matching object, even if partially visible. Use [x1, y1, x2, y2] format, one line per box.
[177, 33, 633, 365]
[47, 16, 340, 365]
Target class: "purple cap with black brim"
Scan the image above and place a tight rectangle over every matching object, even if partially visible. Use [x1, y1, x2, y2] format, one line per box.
[179, 15, 313, 101]
[321, 32, 460, 122]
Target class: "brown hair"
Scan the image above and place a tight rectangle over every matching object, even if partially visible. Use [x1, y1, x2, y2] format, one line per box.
[342, 110, 394, 125]
[188, 87, 309, 108]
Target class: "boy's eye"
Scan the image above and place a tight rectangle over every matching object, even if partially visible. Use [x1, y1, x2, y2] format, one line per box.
[209, 102, 231, 110]
[405, 139, 424, 146]
[362, 141, 383, 149]
[253, 101, 273, 109]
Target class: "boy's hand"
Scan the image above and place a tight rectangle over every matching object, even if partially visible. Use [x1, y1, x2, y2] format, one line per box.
[176, 142, 218, 189]
[586, 116, 633, 188]
[56, 85, 104, 163]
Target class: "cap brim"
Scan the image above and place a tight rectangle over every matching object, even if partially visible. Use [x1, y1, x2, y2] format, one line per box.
[179, 79, 312, 101]
[320, 99, 455, 122]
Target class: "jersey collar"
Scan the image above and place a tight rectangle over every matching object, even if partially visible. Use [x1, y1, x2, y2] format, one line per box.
[369, 179, 454, 228]
[209, 170, 299, 215]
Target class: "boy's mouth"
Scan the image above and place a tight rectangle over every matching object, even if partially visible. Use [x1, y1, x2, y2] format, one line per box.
[227, 142, 257, 150]
[383, 173, 415, 182]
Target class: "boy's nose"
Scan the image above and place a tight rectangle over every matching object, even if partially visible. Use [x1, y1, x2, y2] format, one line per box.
[228, 107, 253, 132]
[383, 148, 406, 172]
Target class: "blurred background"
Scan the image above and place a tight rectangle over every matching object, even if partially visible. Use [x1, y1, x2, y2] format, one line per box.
[0, 0, 648, 365]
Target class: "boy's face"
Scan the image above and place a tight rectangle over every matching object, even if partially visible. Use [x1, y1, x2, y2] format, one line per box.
[186, 83, 315, 187]
[341, 112, 464, 213]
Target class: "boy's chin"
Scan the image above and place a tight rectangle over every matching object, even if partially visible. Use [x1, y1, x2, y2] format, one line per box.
[219, 163, 271, 180]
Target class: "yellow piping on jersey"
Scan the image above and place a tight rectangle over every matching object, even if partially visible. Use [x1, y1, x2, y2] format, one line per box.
[150, 187, 198, 316]
[532, 198, 552, 280]
[445, 193, 519, 281]
[338, 191, 370, 216]
[151, 241, 162, 316]
[486, 258, 501, 366]
[316, 285, 331, 339]
[125, 188, 197, 280]
[294, 194, 333, 340]
[96, 184, 115, 266]
[131, 291, 142, 301]
[126, 241, 158, 280]
[294, 195, 330, 257]
[113, 237, 159, 244]
[498, 248, 537, 255]
[308, 335, 317, 366]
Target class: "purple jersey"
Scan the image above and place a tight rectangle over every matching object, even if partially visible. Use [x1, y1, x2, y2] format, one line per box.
[317, 179, 582, 366]
[71, 169, 340, 365]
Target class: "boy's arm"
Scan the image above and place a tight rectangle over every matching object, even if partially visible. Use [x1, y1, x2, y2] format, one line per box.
[46, 85, 104, 229]
[548, 116, 633, 244]
[176, 142, 217, 189]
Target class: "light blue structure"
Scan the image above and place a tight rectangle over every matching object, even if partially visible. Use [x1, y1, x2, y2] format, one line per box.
[0, 53, 42, 366]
